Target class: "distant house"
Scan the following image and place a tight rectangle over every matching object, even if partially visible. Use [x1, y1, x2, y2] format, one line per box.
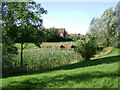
[69, 33, 85, 38]
[57, 28, 66, 38]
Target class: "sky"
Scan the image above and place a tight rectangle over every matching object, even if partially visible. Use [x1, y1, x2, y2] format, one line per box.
[34, 1, 118, 35]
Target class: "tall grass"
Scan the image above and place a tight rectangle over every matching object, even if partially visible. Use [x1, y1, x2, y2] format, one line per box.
[23, 48, 82, 71]
[5, 47, 82, 74]
[3, 42, 80, 75]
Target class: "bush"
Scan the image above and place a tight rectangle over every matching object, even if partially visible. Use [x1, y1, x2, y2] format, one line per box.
[75, 36, 98, 60]
[2, 43, 19, 75]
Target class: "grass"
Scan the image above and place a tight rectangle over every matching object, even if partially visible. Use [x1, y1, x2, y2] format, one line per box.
[22, 48, 82, 71]
[1, 48, 119, 89]
[93, 47, 114, 59]
[15, 41, 77, 49]
[15, 43, 36, 49]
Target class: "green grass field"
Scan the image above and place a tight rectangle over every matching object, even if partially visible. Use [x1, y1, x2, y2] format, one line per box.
[2, 48, 119, 89]
[15, 41, 77, 49]
[15, 43, 36, 49]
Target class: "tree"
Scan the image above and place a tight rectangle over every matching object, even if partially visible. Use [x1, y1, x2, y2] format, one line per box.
[2, 35, 18, 75]
[72, 35, 83, 41]
[2, 1, 47, 70]
[100, 7, 119, 47]
[44, 27, 61, 42]
[75, 35, 97, 60]
[88, 5, 119, 47]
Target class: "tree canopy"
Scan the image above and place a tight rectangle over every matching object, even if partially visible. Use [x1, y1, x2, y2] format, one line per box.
[2, 1, 47, 71]
[2, 2, 47, 46]
[88, 5, 119, 47]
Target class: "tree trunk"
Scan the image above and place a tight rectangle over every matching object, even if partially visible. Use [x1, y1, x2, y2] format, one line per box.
[21, 42, 23, 70]
[85, 57, 90, 61]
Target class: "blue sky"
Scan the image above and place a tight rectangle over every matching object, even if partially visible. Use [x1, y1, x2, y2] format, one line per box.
[35, 1, 118, 35]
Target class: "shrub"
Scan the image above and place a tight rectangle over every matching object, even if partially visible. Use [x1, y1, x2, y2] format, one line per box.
[2, 43, 19, 75]
[75, 36, 98, 60]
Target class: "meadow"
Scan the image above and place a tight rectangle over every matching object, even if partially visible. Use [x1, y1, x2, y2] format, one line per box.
[5, 42, 81, 75]
[2, 48, 119, 88]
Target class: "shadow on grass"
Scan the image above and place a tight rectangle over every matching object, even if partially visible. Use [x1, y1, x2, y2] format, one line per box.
[3, 55, 120, 78]
[53, 55, 120, 70]
[3, 70, 118, 89]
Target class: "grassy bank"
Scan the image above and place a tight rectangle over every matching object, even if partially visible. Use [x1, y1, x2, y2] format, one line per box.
[2, 48, 119, 88]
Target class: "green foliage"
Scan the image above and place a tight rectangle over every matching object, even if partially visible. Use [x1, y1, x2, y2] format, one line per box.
[88, 5, 119, 47]
[44, 27, 72, 42]
[2, 44, 19, 75]
[44, 27, 61, 42]
[2, 2, 47, 46]
[75, 35, 98, 60]
[72, 35, 83, 41]
[2, 32, 19, 75]
[65, 32, 73, 41]
[2, 1, 47, 71]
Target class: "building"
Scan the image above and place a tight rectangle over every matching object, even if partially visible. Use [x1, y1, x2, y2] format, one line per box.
[57, 28, 66, 38]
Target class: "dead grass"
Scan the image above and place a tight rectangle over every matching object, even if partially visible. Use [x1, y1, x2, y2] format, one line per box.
[94, 47, 114, 58]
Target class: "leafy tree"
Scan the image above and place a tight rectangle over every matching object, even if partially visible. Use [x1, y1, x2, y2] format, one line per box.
[100, 7, 119, 47]
[72, 35, 83, 41]
[44, 27, 61, 42]
[2, 1, 47, 70]
[64, 31, 70, 40]
[75, 35, 97, 60]
[88, 5, 119, 47]
[2, 36, 18, 75]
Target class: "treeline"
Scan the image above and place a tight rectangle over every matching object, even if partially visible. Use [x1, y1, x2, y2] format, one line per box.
[87, 5, 120, 47]
[43, 27, 72, 42]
